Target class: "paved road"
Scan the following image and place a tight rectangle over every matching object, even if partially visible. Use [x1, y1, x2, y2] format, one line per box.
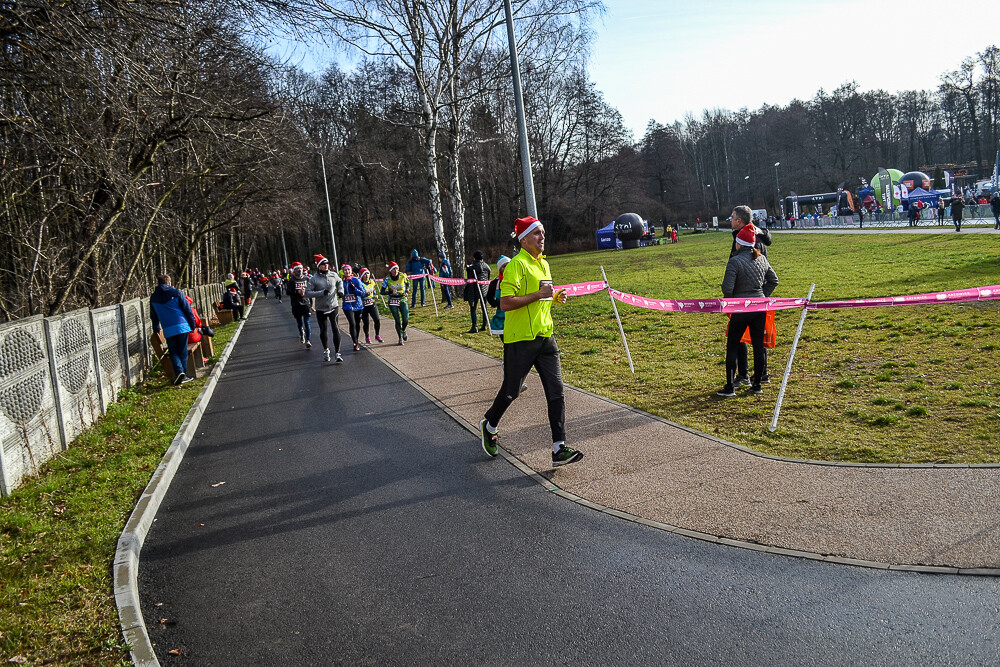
[139, 298, 1000, 666]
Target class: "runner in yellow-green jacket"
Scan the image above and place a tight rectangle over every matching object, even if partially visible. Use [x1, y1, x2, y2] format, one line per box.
[380, 262, 410, 345]
[479, 216, 582, 467]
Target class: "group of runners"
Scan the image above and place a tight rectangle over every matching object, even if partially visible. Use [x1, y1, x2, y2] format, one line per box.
[279, 256, 414, 363]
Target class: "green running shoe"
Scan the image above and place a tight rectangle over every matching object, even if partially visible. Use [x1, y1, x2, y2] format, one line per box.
[552, 445, 583, 466]
[479, 419, 498, 457]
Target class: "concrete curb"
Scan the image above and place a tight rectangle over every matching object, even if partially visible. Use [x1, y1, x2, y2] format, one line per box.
[371, 329, 1000, 577]
[114, 300, 255, 666]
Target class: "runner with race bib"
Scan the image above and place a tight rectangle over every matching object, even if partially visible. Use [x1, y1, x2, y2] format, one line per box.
[381, 262, 410, 345]
[358, 267, 383, 344]
[341, 264, 366, 352]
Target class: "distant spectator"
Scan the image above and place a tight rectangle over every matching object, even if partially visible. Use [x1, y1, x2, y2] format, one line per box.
[149, 275, 196, 386]
[951, 196, 965, 232]
[241, 272, 252, 305]
[717, 215, 778, 398]
[464, 250, 491, 333]
[936, 197, 946, 226]
[222, 282, 244, 321]
[991, 191, 1000, 230]
[438, 252, 454, 309]
[406, 249, 430, 307]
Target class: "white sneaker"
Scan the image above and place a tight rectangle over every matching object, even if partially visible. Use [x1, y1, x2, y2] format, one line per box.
[323, 349, 331, 362]
[299, 331, 305, 344]
[306, 340, 312, 349]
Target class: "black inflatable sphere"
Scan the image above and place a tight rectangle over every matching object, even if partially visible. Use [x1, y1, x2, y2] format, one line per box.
[614, 213, 645, 249]
[900, 171, 931, 193]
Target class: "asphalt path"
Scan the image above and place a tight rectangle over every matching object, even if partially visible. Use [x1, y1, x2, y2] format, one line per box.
[139, 297, 1000, 666]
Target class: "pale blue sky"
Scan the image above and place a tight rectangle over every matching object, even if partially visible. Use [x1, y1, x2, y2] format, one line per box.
[590, 0, 1000, 137]
[267, 0, 1000, 140]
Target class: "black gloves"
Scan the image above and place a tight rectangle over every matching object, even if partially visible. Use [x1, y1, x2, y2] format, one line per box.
[323, 289, 330, 295]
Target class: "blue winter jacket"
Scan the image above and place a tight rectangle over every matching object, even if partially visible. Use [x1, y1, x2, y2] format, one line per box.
[405, 249, 426, 277]
[149, 284, 196, 338]
[342, 276, 366, 311]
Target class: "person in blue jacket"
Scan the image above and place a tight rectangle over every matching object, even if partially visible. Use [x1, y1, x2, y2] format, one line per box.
[405, 249, 431, 307]
[438, 252, 454, 309]
[341, 264, 366, 352]
[149, 274, 197, 385]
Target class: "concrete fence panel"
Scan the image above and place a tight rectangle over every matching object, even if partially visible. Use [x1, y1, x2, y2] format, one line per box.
[122, 298, 147, 388]
[44, 308, 101, 450]
[90, 305, 128, 414]
[0, 317, 63, 495]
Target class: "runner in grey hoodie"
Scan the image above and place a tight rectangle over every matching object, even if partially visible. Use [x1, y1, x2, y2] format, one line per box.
[306, 254, 345, 363]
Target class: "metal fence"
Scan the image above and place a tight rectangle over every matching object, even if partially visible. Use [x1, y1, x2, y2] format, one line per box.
[0, 282, 223, 496]
[765, 206, 998, 229]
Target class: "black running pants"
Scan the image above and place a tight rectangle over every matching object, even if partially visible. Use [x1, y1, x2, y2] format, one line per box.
[485, 336, 565, 443]
[316, 308, 341, 352]
[345, 309, 362, 345]
[362, 304, 381, 337]
[727, 312, 766, 386]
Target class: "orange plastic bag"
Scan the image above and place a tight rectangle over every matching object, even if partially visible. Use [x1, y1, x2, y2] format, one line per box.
[726, 311, 777, 349]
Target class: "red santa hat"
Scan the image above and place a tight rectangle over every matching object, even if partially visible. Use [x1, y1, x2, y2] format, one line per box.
[387, 261, 399, 271]
[290, 261, 303, 270]
[513, 216, 542, 240]
[735, 224, 757, 248]
[314, 254, 328, 266]
[359, 267, 370, 279]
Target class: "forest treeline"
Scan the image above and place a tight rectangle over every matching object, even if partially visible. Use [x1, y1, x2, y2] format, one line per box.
[3, 1, 998, 320]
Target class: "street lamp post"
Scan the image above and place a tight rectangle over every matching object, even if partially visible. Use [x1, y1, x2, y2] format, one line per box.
[318, 153, 339, 269]
[503, 0, 537, 218]
[774, 161, 782, 217]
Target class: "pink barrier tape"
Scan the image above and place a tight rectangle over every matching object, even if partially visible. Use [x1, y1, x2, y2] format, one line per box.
[609, 289, 808, 314]
[426, 275, 472, 286]
[809, 284, 1000, 310]
[554, 280, 608, 296]
[419, 274, 609, 292]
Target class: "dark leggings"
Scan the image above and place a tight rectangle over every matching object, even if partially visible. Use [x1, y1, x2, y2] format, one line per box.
[485, 336, 565, 443]
[469, 300, 480, 328]
[316, 309, 341, 353]
[388, 303, 409, 338]
[346, 309, 362, 345]
[727, 312, 766, 386]
[362, 304, 381, 337]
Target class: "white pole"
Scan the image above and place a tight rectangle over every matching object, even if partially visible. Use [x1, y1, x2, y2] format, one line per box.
[479, 281, 492, 335]
[280, 226, 289, 268]
[502, 0, 537, 218]
[769, 283, 816, 433]
[600, 266, 634, 374]
[319, 154, 339, 269]
[429, 275, 439, 317]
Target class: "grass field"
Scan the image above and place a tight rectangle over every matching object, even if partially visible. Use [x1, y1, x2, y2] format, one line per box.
[0, 321, 238, 666]
[410, 231, 1000, 464]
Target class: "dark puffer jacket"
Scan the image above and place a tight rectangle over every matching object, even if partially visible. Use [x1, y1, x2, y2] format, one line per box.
[722, 247, 778, 298]
[463, 260, 491, 302]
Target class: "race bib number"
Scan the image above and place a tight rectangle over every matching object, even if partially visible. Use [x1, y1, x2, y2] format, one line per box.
[344, 294, 356, 303]
[388, 296, 401, 307]
[363, 297, 374, 307]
